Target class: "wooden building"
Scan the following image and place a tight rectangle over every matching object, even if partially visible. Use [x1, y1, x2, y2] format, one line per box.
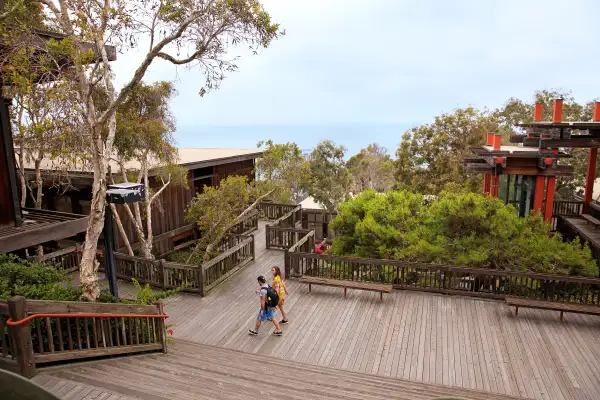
[0, 28, 116, 254]
[20, 148, 263, 254]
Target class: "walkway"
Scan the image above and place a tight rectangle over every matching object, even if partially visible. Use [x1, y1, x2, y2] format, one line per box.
[35, 340, 525, 400]
[161, 222, 600, 400]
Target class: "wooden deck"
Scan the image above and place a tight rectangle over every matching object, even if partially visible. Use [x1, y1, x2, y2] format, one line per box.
[33, 221, 600, 399]
[161, 222, 600, 400]
[563, 216, 600, 247]
[34, 340, 526, 400]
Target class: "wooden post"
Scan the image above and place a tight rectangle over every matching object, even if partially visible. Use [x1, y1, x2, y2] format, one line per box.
[265, 224, 271, 250]
[155, 302, 168, 354]
[160, 259, 168, 289]
[284, 249, 290, 278]
[250, 235, 255, 261]
[544, 177, 557, 222]
[8, 296, 36, 377]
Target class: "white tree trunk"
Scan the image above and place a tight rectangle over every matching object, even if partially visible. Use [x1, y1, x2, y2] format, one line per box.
[111, 204, 134, 256]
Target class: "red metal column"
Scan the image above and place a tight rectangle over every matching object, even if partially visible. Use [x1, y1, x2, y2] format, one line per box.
[533, 176, 545, 215]
[483, 132, 494, 195]
[584, 102, 600, 212]
[544, 177, 556, 222]
[584, 149, 598, 213]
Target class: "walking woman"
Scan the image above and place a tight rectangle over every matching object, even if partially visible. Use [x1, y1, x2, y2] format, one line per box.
[271, 266, 289, 324]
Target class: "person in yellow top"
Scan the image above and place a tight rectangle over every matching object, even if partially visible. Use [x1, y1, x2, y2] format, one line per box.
[271, 266, 289, 324]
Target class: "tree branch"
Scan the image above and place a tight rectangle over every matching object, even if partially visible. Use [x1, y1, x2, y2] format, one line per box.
[98, 9, 204, 126]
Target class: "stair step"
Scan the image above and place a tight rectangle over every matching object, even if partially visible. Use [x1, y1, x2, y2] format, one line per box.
[36, 339, 529, 400]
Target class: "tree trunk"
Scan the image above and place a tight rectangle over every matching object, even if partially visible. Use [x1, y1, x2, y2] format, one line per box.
[186, 189, 275, 264]
[140, 167, 154, 259]
[80, 122, 112, 301]
[111, 204, 134, 256]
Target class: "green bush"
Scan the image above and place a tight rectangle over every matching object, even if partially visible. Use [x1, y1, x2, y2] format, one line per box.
[330, 189, 597, 276]
[0, 254, 82, 301]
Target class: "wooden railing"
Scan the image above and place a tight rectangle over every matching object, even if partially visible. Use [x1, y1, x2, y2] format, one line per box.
[203, 235, 255, 294]
[115, 234, 255, 297]
[0, 302, 17, 373]
[266, 226, 312, 250]
[229, 209, 259, 235]
[287, 252, 600, 304]
[557, 216, 600, 275]
[29, 245, 82, 273]
[553, 200, 585, 216]
[301, 208, 337, 241]
[1, 296, 167, 377]
[284, 230, 315, 277]
[257, 202, 298, 220]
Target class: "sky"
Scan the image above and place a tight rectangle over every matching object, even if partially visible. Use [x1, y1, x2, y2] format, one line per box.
[112, 0, 600, 157]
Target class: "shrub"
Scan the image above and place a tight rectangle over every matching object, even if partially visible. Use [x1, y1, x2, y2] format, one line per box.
[330, 189, 597, 276]
[0, 254, 82, 301]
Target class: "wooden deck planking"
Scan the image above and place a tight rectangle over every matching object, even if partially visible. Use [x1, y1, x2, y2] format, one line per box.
[156, 221, 600, 400]
[36, 340, 530, 400]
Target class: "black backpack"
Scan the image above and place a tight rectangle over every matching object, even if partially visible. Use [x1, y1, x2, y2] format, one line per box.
[264, 285, 279, 308]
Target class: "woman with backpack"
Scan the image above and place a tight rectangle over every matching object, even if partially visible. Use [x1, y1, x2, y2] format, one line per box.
[271, 266, 289, 324]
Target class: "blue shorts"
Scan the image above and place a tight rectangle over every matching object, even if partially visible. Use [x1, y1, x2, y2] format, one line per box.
[257, 308, 276, 321]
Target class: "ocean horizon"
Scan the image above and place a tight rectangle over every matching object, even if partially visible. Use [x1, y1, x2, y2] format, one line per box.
[174, 123, 416, 158]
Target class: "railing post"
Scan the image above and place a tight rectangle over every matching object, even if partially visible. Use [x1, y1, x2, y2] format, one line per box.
[284, 249, 290, 278]
[155, 302, 168, 354]
[251, 235, 255, 261]
[160, 259, 168, 289]
[266, 224, 271, 249]
[8, 296, 36, 378]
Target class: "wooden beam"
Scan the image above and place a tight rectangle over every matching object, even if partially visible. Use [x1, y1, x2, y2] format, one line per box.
[520, 137, 600, 148]
[0, 216, 88, 253]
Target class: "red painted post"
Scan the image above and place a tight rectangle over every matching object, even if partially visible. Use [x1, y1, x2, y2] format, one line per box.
[490, 175, 500, 198]
[483, 173, 491, 194]
[534, 103, 543, 121]
[533, 176, 545, 215]
[544, 177, 557, 222]
[584, 104, 600, 212]
[553, 98, 563, 123]
[584, 149, 598, 213]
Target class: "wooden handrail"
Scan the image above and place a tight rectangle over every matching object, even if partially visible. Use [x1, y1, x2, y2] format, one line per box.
[7, 312, 168, 326]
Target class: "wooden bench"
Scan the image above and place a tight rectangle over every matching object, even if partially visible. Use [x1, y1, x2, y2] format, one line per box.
[298, 276, 392, 302]
[581, 213, 600, 229]
[505, 296, 600, 321]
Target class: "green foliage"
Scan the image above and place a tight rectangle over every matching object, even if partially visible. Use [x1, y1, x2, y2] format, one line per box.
[256, 139, 309, 203]
[0, 254, 81, 301]
[330, 190, 597, 276]
[346, 143, 394, 193]
[395, 107, 494, 195]
[306, 140, 353, 213]
[126, 278, 181, 305]
[186, 175, 252, 256]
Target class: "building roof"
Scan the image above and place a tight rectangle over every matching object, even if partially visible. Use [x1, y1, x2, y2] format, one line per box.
[19, 148, 263, 175]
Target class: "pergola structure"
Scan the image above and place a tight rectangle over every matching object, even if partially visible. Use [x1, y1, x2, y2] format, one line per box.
[465, 99, 600, 222]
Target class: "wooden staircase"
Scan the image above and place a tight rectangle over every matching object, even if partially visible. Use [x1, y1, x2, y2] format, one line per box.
[33, 340, 530, 400]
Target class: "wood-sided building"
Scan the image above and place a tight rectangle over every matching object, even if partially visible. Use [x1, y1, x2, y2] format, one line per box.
[19, 148, 262, 254]
[0, 28, 117, 254]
